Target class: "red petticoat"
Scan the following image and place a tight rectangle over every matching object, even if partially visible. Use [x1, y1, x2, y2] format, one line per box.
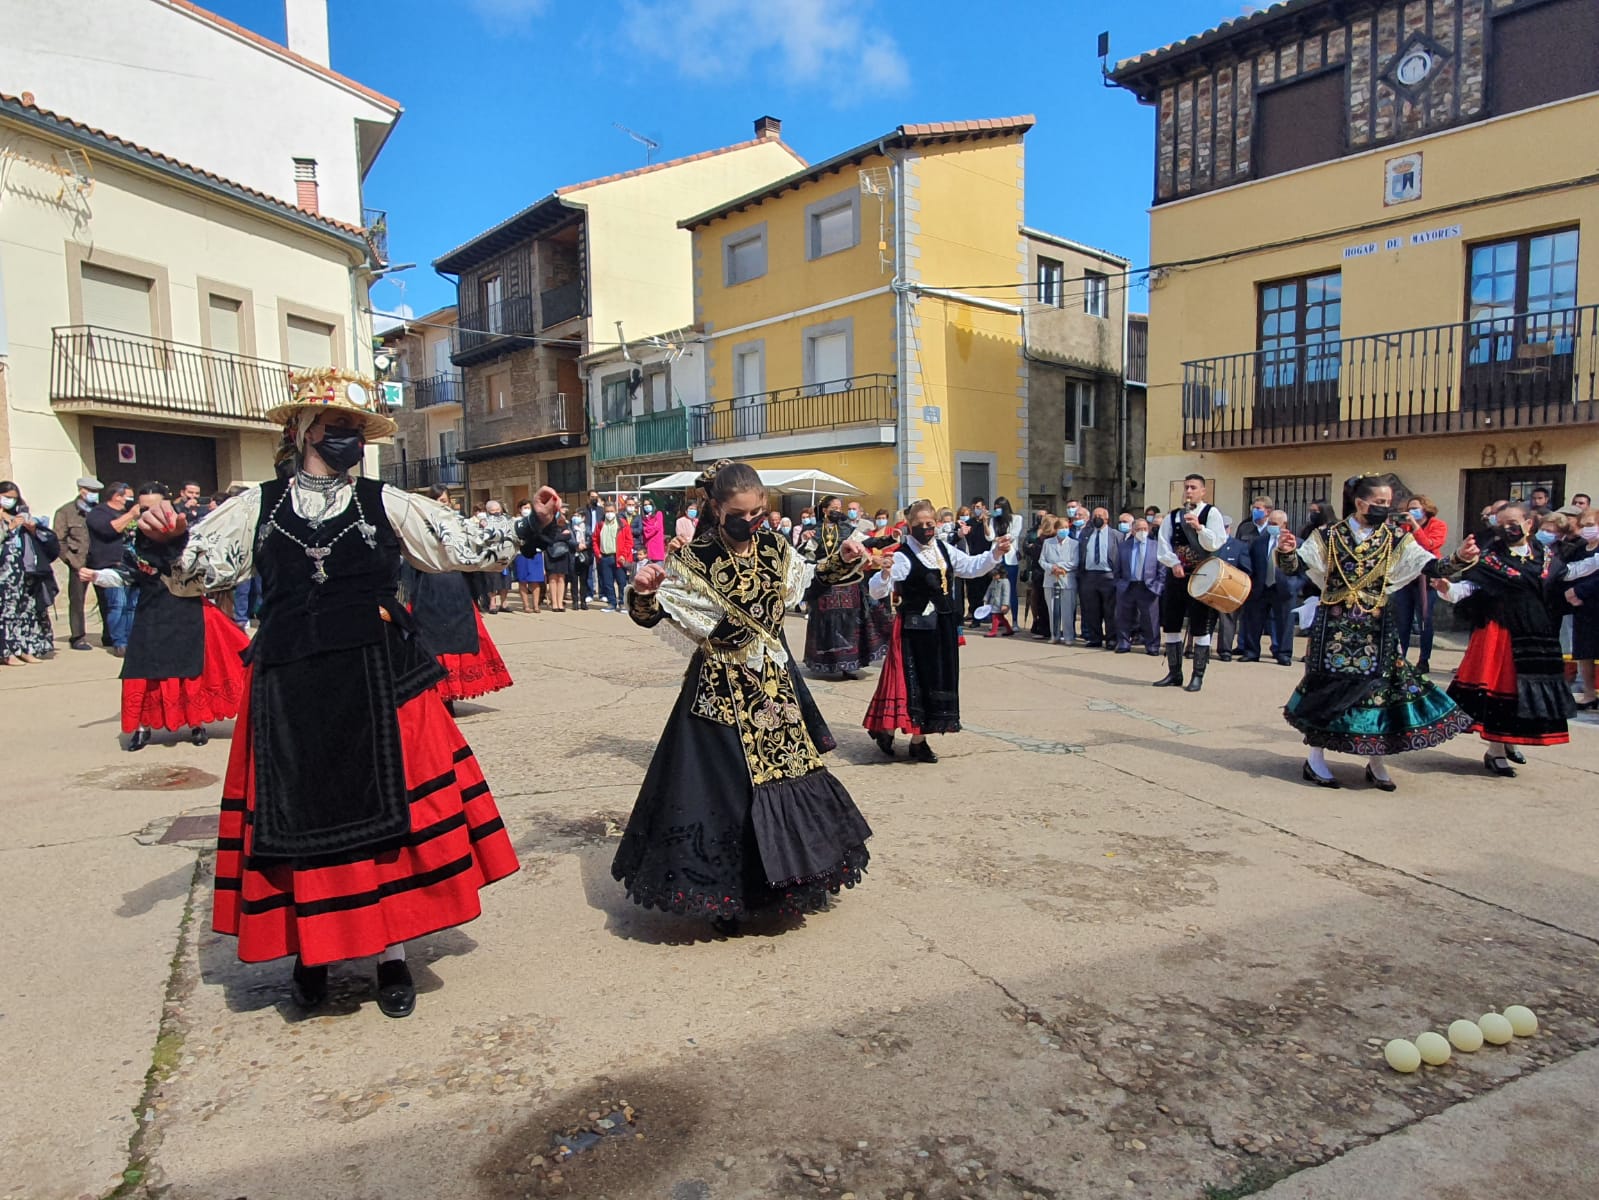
[1453, 620, 1570, 746]
[863, 615, 922, 737]
[212, 667, 520, 965]
[120, 602, 250, 733]
[435, 609, 514, 701]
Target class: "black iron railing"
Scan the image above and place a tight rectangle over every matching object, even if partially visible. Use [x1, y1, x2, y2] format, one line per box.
[1181, 305, 1599, 451]
[540, 280, 584, 328]
[412, 372, 463, 409]
[455, 294, 536, 360]
[380, 455, 464, 491]
[363, 207, 389, 266]
[50, 325, 289, 424]
[1127, 316, 1148, 385]
[691, 373, 897, 446]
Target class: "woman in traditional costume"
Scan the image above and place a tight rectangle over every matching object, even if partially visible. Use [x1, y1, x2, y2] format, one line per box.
[1434, 504, 1599, 777]
[115, 482, 249, 751]
[864, 499, 1012, 764]
[799, 495, 890, 680]
[1282, 476, 1476, 791]
[612, 461, 873, 936]
[137, 368, 555, 1018]
[401, 484, 514, 713]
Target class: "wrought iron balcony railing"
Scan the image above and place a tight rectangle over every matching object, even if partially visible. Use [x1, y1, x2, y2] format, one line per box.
[380, 455, 464, 492]
[540, 280, 584, 328]
[50, 325, 289, 425]
[591, 406, 690, 464]
[455, 294, 536, 362]
[412, 372, 463, 410]
[363, 207, 389, 266]
[691, 373, 897, 446]
[1181, 305, 1599, 451]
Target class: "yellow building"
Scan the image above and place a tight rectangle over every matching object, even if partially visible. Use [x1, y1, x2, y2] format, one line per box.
[1112, 0, 1599, 531]
[683, 118, 1037, 513]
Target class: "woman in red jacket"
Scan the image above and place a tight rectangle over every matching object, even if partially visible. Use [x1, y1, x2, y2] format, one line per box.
[1393, 494, 1448, 672]
[592, 501, 634, 612]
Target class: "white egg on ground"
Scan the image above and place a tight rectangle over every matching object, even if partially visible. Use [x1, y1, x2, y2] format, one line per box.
[1479, 1012, 1514, 1045]
[1503, 1006, 1538, 1037]
[1384, 1039, 1422, 1073]
[1448, 1019, 1484, 1052]
[1415, 1031, 1452, 1066]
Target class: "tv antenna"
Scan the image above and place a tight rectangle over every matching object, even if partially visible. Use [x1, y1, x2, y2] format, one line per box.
[858, 167, 893, 274]
[613, 122, 660, 164]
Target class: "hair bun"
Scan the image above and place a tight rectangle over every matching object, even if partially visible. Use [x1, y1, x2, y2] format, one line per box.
[696, 458, 736, 492]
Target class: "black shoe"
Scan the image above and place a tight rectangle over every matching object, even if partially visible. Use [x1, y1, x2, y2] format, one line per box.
[190, 726, 209, 747]
[1215, 650, 1233, 662]
[1145, 647, 1161, 656]
[873, 731, 896, 758]
[1276, 656, 1294, 666]
[1114, 643, 1131, 654]
[1302, 761, 1342, 789]
[1506, 746, 1526, 765]
[1184, 646, 1210, 692]
[1483, 752, 1517, 778]
[375, 960, 416, 1018]
[70, 640, 93, 652]
[1083, 641, 1104, 649]
[1152, 643, 1184, 688]
[1240, 653, 1261, 663]
[444, 699, 457, 718]
[908, 740, 939, 764]
[290, 957, 328, 1008]
[1365, 765, 1397, 792]
[126, 728, 151, 753]
[711, 916, 742, 938]
[1416, 659, 1431, 673]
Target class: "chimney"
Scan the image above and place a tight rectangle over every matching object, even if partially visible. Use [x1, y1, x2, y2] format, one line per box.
[293, 158, 319, 214]
[285, 0, 330, 67]
[754, 115, 783, 141]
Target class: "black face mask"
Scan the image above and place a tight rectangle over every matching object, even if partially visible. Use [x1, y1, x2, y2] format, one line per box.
[1362, 504, 1391, 526]
[826, 509, 846, 524]
[723, 514, 755, 542]
[1501, 523, 1525, 543]
[314, 430, 365, 472]
[1091, 515, 1106, 529]
[912, 524, 936, 543]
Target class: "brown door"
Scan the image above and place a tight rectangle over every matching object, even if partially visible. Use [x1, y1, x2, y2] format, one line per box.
[1463, 465, 1566, 527]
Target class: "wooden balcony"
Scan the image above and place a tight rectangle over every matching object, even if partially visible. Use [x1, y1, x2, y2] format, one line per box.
[1181, 305, 1599, 451]
[691, 373, 897, 446]
[454, 294, 536, 365]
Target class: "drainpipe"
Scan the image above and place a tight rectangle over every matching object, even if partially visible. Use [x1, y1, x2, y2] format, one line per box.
[891, 144, 909, 509]
[1119, 288, 1131, 511]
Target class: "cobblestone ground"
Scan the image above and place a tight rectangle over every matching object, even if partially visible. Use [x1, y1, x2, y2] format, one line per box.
[4, 608, 1597, 1200]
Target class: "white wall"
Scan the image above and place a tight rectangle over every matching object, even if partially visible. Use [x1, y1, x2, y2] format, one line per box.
[0, 0, 396, 227]
[585, 343, 706, 420]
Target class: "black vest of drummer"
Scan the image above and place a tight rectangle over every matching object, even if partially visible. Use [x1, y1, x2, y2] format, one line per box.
[1167, 504, 1216, 568]
[251, 476, 402, 666]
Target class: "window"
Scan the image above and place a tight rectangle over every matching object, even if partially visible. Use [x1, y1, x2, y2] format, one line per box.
[482, 276, 503, 332]
[81, 263, 155, 336]
[1245, 474, 1331, 536]
[432, 337, 453, 375]
[439, 428, 459, 460]
[547, 455, 587, 496]
[285, 314, 335, 367]
[646, 371, 668, 413]
[733, 344, 764, 397]
[1038, 257, 1064, 308]
[1256, 271, 1341, 425]
[803, 319, 853, 395]
[1254, 68, 1347, 179]
[1083, 271, 1109, 318]
[206, 294, 243, 355]
[1063, 379, 1094, 464]
[1079, 381, 1097, 430]
[806, 192, 859, 260]
[1468, 229, 1580, 329]
[1465, 228, 1580, 404]
[601, 375, 632, 423]
[484, 368, 511, 415]
[1490, 0, 1599, 117]
[723, 224, 768, 286]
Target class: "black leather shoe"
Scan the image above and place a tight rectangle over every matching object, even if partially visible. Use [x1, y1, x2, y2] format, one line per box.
[1506, 747, 1526, 765]
[290, 958, 328, 1008]
[1114, 642, 1131, 654]
[126, 728, 151, 753]
[190, 726, 209, 747]
[873, 731, 896, 758]
[1483, 752, 1517, 778]
[1215, 650, 1233, 663]
[1365, 765, 1397, 792]
[1240, 653, 1261, 663]
[908, 740, 938, 764]
[1276, 656, 1294, 666]
[375, 960, 416, 1018]
[70, 640, 93, 652]
[1302, 761, 1342, 789]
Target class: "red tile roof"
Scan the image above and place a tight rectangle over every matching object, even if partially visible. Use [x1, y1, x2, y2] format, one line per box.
[1111, 0, 1322, 83]
[165, 0, 401, 111]
[1, 92, 369, 241]
[556, 136, 808, 196]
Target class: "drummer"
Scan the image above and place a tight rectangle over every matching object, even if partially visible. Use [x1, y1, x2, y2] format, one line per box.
[1152, 473, 1230, 693]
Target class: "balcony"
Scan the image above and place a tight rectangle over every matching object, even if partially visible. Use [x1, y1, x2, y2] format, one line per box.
[380, 455, 464, 492]
[363, 207, 389, 267]
[540, 280, 584, 329]
[412, 372, 463, 410]
[50, 325, 288, 427]
[461, 392, 584, 461]
[691, 373, 898, 447]
[1128, 316, 1148, 385]
[1181, 305, 1599, 451]
[591, 406, 690, 464]
[454, 294, 536, 365]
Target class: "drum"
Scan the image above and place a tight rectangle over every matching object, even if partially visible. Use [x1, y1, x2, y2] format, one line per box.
[1187, 557, 1252, 613]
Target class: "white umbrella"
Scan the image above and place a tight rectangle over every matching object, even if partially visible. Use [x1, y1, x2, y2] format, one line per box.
[761, 469, 864, 501]
[642, 470, 702, 490]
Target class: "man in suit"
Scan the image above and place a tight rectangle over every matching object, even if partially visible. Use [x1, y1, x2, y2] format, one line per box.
[1075, 506, 1122, 648]
[1113, 516, 1163, 654]
[1210, 518, 1254, 663]
[1235, 508, 1296, 665]
[1237, 494, 1274, 542]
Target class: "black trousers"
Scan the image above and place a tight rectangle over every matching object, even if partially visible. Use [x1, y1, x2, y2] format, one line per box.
[1239, 584, 1295, 658]
[67, 572, 100, 644]
[1078, 572, 1117, 644]
[1160, 579, 1217, 638]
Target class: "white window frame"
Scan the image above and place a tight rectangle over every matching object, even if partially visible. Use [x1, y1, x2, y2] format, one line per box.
[722, 223, 769, 287]
[805, 189, 861, 261]
[1037, 257, 1065, 308]
[483, 275, 504, 332]
[1083, 271, 1109, 319]
[802, 317, 855, 394]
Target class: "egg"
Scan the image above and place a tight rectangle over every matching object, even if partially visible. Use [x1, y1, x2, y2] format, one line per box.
[1383, 1039, 1422, 1073]
[1502, 1006, 1538, 1037]
[1415, 1031, 1452, 1066]
[1447, 1020, 1484, 1052]
[1479, 1013, 1514, 1045]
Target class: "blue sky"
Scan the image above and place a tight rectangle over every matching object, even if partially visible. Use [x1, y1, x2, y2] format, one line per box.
[210, 0, 1250, 320]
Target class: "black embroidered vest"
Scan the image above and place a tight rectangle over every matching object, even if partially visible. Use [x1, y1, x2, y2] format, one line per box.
[896, 540, 954, 615]
[252, 476, 401, 666]
[1167, 504, 1216, 571]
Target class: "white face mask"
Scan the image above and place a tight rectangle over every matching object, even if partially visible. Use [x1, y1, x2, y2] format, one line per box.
[1133, 530, 1149, 542]
[0, 496, 15, 511]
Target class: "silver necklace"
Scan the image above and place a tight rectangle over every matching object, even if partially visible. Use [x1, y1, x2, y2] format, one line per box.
[261, 478, 378, 584]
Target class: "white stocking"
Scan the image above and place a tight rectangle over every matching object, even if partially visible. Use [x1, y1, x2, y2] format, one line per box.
[1366, 756, 1392, 783]
[1194, 634, 1213, 647]
[378, 943, 406, 964]
[910, 734, 927, 745]
[1307, 747, 1334, 780]
[1163, 632, 1183, 645]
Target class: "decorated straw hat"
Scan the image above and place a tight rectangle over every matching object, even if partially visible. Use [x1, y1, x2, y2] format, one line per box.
[268, 367, 398, 440]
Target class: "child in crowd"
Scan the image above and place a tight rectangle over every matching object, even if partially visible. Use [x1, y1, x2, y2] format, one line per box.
[983, 567, 1014, 638]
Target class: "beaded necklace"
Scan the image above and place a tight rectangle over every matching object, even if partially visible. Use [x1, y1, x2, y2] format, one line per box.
[260, 473, 378, 584]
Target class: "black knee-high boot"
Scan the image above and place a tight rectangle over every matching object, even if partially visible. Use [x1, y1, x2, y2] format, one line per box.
[1152, 641, 1184, 687]
[1184, 645, 1210, 692]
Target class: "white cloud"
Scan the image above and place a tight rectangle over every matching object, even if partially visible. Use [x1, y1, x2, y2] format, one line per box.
[621, 0, 910, 100]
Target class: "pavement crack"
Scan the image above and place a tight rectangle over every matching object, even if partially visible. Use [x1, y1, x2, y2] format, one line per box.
[0, 830, 142, 854]
[887, 914, 1042, 1019]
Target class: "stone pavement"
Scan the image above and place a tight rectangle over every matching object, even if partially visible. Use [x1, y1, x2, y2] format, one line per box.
[3, 607, 1597, 1200]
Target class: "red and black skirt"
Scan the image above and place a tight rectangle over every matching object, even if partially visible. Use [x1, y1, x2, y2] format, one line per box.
[435, 609, 514, 702]
[212, 667, 519, 965]
[1449, 621, 1571, 746]
[120, 602, 250, 733]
